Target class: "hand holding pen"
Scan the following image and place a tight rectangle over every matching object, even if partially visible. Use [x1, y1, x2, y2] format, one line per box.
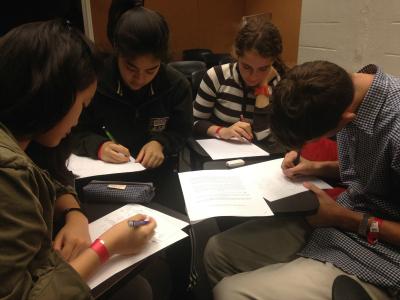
[99, 214, 156, 256]
[238, 114, 253, 141]
[215, 116, 253, 142]
[128, 218, 150, 228]
[293, 151, 301, 166]
[281, 150, 301, 179]
[99, 126, 131, 163]
[281, 150, 315, 179]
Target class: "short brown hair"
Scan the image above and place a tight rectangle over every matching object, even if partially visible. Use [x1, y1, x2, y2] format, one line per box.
[270, 61, 354, 148]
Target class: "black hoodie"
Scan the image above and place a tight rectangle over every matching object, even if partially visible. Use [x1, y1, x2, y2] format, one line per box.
[72, 55, 193, 159]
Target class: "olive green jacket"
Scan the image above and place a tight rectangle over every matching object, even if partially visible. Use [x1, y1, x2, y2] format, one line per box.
[0, 124, 92, 299]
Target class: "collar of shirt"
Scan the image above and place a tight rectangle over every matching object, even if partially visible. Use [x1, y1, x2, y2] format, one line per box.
[231, 62, 243, 88]
[351, 64, 389, 135]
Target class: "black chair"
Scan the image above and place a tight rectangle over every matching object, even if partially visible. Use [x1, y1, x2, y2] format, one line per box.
[201, 52, 233, 68]
[218, 54, 235, 65]
[332, 275, 372, 300]
[191, 69, 207, 99]
[182, 48, 213, 62]
[168, 61, 207, 83]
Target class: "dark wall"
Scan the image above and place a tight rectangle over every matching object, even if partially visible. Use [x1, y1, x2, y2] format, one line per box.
[0, 0, 83, 36]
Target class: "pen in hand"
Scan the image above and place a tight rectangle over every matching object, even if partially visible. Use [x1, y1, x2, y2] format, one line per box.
[101, 125, 130, 163]
[293, 151, 301, 166]
[239, 114, 253, 142]
[128, 219, 150, 228]
[102, 125, 117, 143]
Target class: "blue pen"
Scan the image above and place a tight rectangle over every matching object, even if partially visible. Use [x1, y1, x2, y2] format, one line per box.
[128, 219, 150, 228]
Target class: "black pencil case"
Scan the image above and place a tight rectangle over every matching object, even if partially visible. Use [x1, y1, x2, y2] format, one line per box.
[82, 180, 155, 204]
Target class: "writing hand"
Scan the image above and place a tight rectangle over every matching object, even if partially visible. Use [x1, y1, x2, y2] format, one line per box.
[100, 141, 130, 163]
[218, 121, 253, 141]
[281, 151, 316, 179]
[101, 214, 157, 256]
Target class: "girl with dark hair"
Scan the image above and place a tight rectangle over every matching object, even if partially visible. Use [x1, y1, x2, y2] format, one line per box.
[73, 0, 193, 169]
[193, 17, 288, 153]
[0, 20, 156, 299]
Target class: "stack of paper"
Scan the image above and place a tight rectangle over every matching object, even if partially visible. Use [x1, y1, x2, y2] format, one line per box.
[67, 154, 145, 178]
[178, 158, 332, 222]
[87, 204, 188, 289]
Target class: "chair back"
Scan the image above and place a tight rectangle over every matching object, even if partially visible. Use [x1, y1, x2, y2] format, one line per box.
[168, 61, 207, 80]
[182, 48, 213, 61]
[191, 69, 207, 99]
[202, 53, 233, 68]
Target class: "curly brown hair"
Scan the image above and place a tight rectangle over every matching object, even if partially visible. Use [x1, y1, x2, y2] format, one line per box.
[235, 18, 287, 75]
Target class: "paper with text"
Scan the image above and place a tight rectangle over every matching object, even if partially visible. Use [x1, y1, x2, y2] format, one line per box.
[196, 138, 269, 160]
[67, 154, 145, 178]
[87, 204, 188, 289]
[178, 170, 274, 221]
[233, 158, 332, 201]
[178, 158, 332, 221]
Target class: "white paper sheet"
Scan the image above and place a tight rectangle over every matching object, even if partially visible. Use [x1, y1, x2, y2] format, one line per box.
[87, 204, 188, 289]
[233, 158, 332, 202]
[67, 154, 145, 178]
[178, 170, 274, 221]
[196, 138, 269, 160]
[178, 158, 332, 221]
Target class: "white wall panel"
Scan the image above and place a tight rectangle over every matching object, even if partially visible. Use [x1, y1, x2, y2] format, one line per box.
[299, 0, 400, 75]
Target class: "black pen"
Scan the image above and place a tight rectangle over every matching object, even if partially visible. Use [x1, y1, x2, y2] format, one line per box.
[293, 151, 301, 166]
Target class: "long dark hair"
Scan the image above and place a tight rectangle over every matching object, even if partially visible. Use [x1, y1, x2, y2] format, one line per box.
[235, 18, 288, 76]
[26, 137, 75, 187]
[107, 0, 169, 61]
[0, 19, 101, 139]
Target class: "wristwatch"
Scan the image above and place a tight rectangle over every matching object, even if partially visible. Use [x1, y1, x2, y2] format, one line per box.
[358, 213, 370, 237]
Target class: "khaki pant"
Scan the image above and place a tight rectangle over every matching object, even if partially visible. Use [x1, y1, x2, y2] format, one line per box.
[204, 217, 392, 300]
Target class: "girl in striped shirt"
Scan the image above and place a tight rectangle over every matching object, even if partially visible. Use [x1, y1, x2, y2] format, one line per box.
[193, 18, 288, 153]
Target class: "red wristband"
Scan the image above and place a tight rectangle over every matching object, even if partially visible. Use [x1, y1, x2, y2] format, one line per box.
[255, 85, 270, 97]
[367, 217, 383, 245]
[91, 239, 110, 263]
[97, 142, 106, 160]
[215, 126, 223, 138]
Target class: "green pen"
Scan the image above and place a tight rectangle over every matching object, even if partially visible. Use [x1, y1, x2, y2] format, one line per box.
[102, 125, 117, 143]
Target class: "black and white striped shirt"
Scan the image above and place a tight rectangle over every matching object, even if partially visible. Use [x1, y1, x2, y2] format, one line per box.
[193, 62, 280, 141]
[300, 65, 400, 296]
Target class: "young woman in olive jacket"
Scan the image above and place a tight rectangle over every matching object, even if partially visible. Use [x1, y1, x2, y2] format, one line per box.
[0, 20, 156, 299]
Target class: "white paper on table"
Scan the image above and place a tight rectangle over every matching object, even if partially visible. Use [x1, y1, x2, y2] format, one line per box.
[178, 170, 273, 221]
[196, 138, 269, 160]
[87, 204, 189, 289]
[233, 158, 332, 202]
[178, 158, 332, 221]
[66, 154, 145, 178]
